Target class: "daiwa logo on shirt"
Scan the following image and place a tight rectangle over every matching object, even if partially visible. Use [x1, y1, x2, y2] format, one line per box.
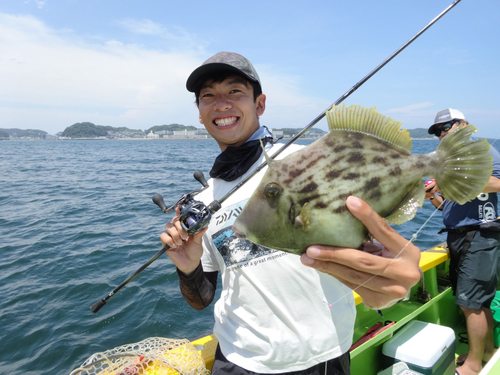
[214, 207, 242, 226]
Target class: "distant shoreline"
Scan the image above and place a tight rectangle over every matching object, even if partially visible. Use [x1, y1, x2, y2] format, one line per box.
[3, 136, 328, 141]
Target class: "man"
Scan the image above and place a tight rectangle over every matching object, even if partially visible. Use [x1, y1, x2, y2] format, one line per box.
[161, 52, 421, 374]
[426, 108, 500, 375]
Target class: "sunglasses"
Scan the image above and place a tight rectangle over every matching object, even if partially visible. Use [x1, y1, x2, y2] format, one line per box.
[434, 120, 457, 137]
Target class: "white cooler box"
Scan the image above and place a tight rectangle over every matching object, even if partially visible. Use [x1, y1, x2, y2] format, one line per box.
[382, 320, 455, 375]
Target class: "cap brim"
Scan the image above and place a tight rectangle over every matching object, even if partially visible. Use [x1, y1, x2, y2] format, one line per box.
[186, 63, 257, 92]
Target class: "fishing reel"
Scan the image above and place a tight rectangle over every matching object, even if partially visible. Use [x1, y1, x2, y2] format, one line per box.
[152, 171, 219, 235]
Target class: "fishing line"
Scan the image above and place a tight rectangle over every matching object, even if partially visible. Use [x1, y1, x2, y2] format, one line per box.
[325, 198, 445, 310]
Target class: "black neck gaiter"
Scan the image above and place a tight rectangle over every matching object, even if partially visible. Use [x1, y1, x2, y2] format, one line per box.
[209, 137, 273, 181]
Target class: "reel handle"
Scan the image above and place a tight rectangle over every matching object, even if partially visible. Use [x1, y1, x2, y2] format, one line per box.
[152, 194, 168, 213]
[194, 170, 209, 188]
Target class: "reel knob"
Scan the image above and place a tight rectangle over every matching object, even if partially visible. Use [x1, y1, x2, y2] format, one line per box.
[152, 194, 168, 213]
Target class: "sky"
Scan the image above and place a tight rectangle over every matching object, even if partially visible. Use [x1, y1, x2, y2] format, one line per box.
[0, 0, 499, 138]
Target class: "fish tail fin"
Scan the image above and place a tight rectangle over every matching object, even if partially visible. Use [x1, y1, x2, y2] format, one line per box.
[435, 124, 492, 204]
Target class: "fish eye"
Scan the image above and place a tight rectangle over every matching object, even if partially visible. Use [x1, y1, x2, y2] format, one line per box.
[265, 183, 282, 198]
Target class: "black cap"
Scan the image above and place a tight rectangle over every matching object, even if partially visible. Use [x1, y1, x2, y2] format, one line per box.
[186, 52, 261, 92]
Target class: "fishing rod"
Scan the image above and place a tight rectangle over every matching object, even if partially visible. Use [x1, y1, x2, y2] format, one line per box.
[218, 0, 462, 207]
[90, 0, 461, 313]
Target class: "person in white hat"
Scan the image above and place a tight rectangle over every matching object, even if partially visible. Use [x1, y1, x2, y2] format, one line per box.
[426, 109, 500, 375]
[427, 108, 467, 140]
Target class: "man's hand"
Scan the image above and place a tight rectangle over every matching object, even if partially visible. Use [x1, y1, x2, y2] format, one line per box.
[300, 196, 421, 310]
[160, 207, 208, 275]
[424, 180, 439, 200]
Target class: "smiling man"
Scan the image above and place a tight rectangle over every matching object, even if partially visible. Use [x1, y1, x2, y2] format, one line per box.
[160, 52, 421, 375]
[196, 75, 265, 150]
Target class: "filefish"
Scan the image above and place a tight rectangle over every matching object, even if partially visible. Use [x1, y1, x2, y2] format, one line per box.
[232, 104, 493, 255]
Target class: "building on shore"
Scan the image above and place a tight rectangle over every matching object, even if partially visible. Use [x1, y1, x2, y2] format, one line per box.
[146, 131, 160, 139]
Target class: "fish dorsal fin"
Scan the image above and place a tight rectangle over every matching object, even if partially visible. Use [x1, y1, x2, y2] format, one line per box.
[384, 180, 425, 225]
[326, 104, 412, 155]
[260, 138, 277, 170]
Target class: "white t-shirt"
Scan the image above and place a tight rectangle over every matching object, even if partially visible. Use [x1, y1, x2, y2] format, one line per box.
[198, 142, 356, 373]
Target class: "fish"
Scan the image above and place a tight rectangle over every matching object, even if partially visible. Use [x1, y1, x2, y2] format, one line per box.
[232, 104, 493, 255]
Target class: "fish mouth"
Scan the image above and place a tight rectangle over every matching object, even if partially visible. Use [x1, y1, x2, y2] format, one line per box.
[231, 223, 247, 239]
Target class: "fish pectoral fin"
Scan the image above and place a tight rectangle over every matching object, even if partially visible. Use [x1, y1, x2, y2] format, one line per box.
[384, 181, 425, 225]
[295, 202, 311, 230]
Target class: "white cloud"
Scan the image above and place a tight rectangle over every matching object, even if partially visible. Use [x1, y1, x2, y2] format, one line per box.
[118, 18, 166, 36]
[0, 13, 205, 133]
[24, 0, 46, 9]
[0, 13, 323, 135]
[116, 18, 206, 51]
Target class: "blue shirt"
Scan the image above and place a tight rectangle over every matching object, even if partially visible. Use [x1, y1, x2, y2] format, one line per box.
[442, 145, 500, 228]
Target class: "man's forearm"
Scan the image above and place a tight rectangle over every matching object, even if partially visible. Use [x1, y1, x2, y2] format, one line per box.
[482, 176, 500, 193]
[177, 262, 217, 310]
[429, 192, 444, 210]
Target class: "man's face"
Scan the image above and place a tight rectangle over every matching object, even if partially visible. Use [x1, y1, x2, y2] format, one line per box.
[437, 120, 463, 141]
[197, 76, 266, 151]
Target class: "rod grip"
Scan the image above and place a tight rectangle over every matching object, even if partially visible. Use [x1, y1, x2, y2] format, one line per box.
[90, 298, 107, 313]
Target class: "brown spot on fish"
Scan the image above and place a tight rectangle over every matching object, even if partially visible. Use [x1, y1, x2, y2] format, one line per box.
[347, 152, 365, 164]
[281, 164, 289, 173]
[298, 182, 319, 193]
[352, 141, 364, 149]
[413, 160, 425, 169]
[333, 205, 348, 214]
[306, 154, 328, 169]
[298, 194, 322, 206]
[373, 146, 389, 153]
[288, 168, 306, 179]
[337, 193, 350, 201]
[363, 177, 381, 193]
[326, 169, 345, 181]
[343, 172, 360, 180]
[334, 145, 348, 153]
[324, 137, 335, 147]
[368, 189, 382, 200]
[314, 202, 329, 209]
[391, 153, 402, 159]
[372, 156, 388, 165]
[389, 166, 402, 176]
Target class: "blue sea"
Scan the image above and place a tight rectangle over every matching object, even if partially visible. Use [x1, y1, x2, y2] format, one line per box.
[0, 138, 497, 375]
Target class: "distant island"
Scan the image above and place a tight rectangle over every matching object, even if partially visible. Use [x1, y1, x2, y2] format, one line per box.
[0, 122, 435, 140]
